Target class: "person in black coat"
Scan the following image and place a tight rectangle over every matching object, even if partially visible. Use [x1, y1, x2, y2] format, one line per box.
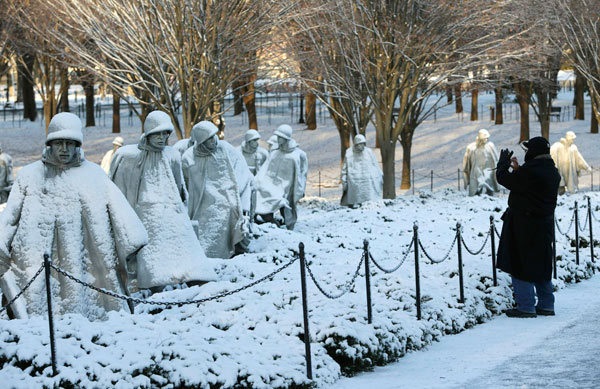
[496, 137, 561, 318]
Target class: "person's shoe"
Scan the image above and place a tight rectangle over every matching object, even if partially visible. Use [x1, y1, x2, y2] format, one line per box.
[535, 307, 555, 316]
[505, 308, 537, 318]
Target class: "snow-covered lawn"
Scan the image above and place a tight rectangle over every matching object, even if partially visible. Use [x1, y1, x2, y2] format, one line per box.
[1, 191, 598, 388]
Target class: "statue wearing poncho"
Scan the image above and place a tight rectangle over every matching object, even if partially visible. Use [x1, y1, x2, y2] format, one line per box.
[550, 131, 592, 194]
[462, 129, 499, 196]
[0, 142, 13, 203]
[237, 129, 268, 176]
[0, 113, 148, 320]
[182, 121, 253, 259]
[110, 111, 216, 289]
[255, 125, 308, 230]
[341, 134, 382, 206]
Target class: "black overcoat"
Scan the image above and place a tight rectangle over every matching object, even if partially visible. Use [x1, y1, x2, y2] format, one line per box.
[496, 155, 560, 282]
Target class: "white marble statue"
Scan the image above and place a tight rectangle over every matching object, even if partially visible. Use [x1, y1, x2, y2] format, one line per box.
[182, 121, 253, 259]
[100, 136, 124, 174]
[550, 131, 592, 194]
[0, 143, 13, 203]
[341, 134, 382, 206]
[0, 113, 148, 320]
[110, 111, 216, 290]
[173, 137, 194, 156]
[462, 129, 499, 196]
[255, 124, 308, 230]
[238, 129, 268, 176]
[267, 135, 278, 152]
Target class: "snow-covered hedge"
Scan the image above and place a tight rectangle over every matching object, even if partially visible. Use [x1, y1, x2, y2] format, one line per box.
[1, 191, 598, 388]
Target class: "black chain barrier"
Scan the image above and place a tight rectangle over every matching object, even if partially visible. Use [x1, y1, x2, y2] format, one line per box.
[369, 239, 414, 274]
[555, 210, 576, 237]
[418, 235, 457, 264]
[460, 229, 491, 256]
[493, 223, 502, 239]
[0, 264, 45, 314]
[50, 258, 298, 307]
[304, 253, 365, 299]
[579, 205, 589, 232]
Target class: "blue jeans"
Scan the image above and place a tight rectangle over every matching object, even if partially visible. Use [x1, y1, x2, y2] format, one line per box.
[511, 276, 555, 313]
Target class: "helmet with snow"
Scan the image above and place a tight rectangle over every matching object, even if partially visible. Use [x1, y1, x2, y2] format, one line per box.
[245, 129, 261, 143]
[565, 131, 576, 141]
[45, 112, 83, 146]
[267, 135, 278, 146]
[143, 111, 174, 137]
[476, 129, 490, 141]
[191, 121, 219, 145]
[112, 136, 124, 147]
[354, 134, 367, 145]
[274, 124, 293, 140]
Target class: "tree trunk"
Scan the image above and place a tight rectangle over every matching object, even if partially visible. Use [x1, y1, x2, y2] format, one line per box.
[112, 89, 121, 133]
[233, 81, 244, 116]
[446, 85, 453, 103]
[84, 81, 95, 127]
[43, 97, 56, 133]
[242, 77, 257, 130]
[298, 94, 305, 124]
[16, 71, 22, 103]
[454, 84, 463, 114]
[19, 54, 37, 121]
[470, 89, 478, 121]
[575, 71, 585, 120]
[306, 92, 317, 130]
[380, 139, 397, 198]
[59, 67, 69, 112]
[591, 97, 598, 134]
[536, 89, 551, 140]
[515, 83, 530, 142]
[494, 87, 503, 125]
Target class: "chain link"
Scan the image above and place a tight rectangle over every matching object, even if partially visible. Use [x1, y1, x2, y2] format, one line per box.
[304, 253, 364, 299]
[0, 264, 45, 314]
[593, 208, 600, 223]
[578, 207, 589, 232]
[460, 229, 490, 255]
[418, 235, 457, 264]
[555, 211, 576, 237]
[369, 239, 414, 273]
[493, 223, 502, 239]
[50, 257, 297, 307]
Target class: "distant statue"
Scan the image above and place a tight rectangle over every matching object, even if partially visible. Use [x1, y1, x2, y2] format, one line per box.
[0, 113, 148, 320]
[212, 101, 226, 140]
[182, 121, 253, 258]
[550, 131, 592, 194]
[110, 111, 215, 291]
[0, 143, 13, 203]
[341, 134, 382, 206]
[173, 137, 194, 156]
[462, 129, 499, 196]
[100, 136, 124, 174]
[238, 129, 268, 176]
[255, 124, 308, 230]
[266, 135, 278, 152]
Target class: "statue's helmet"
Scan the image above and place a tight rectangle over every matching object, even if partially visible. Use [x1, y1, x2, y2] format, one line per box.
[273, 124, 293, 140]
[112, 136, 124, 147]
[143, 111, 174, 137]
[245, 129, 261, 143]
[191, 121, 219, 145]
[565, 131, 576, 141]
[354, 134, 367, 145]
[45, 112, 83, 146]
[267, 135, 278, 146]
[476, 129, 490, 141]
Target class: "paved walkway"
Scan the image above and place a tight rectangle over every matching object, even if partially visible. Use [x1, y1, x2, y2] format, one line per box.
[332, 274, 600, 389]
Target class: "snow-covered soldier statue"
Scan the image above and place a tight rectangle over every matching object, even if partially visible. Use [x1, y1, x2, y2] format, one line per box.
[341, 134, 382, 207]
[462, 129, 499, 196]
[550, 131, 592, 194]
[110, 111, 216, 291]
[0, 142, 13, 203]
[182, 121, 253, 258]
[255, 124, 308, 230]
[238, 129, 268, 176]
[173, 137, 194, 157]
[266, 135, 278, 152]
[100, 136, 124, 174]
[0, 113, 148, 320]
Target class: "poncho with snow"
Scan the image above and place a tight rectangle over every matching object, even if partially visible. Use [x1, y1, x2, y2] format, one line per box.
[237, 142, 268, 176]
[341, 146, 382, 206]
[0, 152, 13, 203]
[173, 138, 193, 156]
[182, 140, 252, 259]
[100, 149, 116, 174]
[462, 141, 499, 196]
[0, 159, 148, 320]
[550, 139, 591, 194]
[254, 140, 308, 230]
[110, 144, 216, 289]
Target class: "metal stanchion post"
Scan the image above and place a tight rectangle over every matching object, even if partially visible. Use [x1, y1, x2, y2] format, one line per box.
[298, 243, 312, 380]
[490, 216, 498, 286]
[575, 201, 580, 265]
[413, 223, 421, 320]
[589, 197, 595, 266]
[456, 223, 464, 303]
[44, 253, 58, 377]
[363, 240, 372, 324]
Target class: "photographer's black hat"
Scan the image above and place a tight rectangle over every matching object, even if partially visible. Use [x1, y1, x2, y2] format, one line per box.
[522, 137, 550, 154]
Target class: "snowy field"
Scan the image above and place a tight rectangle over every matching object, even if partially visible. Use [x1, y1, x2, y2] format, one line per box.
[0, 80, 600, 388]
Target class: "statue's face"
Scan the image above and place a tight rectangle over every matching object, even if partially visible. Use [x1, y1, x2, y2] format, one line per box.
[355, 143, 365, 152]
[248, 139, 259, 150]
[147, 131, 170, 149]
[49, 139, 78, 164]
[277, 136, 287, 146]
[203, 135, 218, 148]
